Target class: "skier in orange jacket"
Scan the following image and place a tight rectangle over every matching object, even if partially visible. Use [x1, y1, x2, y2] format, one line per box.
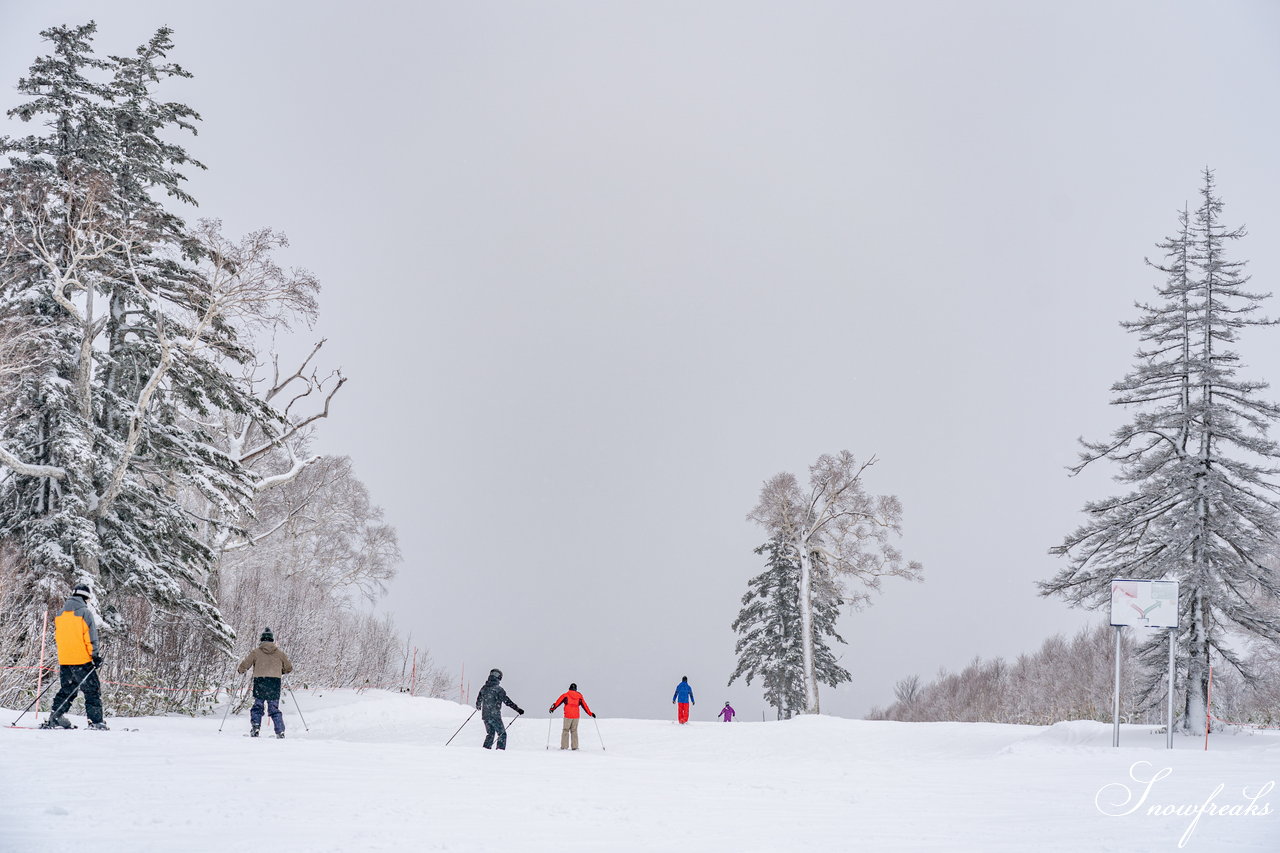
[549, 682, 595, 750]
[45, 583, 107, 730]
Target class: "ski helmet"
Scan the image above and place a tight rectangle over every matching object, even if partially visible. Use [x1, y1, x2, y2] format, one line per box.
[73, 583, 91, 599]
[489, 668, 503, 681]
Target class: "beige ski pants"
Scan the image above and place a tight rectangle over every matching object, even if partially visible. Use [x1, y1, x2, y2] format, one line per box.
[560, 717, 580, 749]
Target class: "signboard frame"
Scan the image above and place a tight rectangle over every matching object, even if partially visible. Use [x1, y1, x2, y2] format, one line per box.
[1110, 579, 1179, 629]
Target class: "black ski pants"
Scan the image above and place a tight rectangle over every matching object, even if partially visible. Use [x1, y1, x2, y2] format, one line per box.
[482, 714, 507, 750]
[51, 663, 103, 724]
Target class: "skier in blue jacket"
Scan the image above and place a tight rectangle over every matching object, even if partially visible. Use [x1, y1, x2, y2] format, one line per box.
[672, 676, 695, 724]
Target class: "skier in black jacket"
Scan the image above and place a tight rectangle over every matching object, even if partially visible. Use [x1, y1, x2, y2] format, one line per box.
[476, 668, 523, 749]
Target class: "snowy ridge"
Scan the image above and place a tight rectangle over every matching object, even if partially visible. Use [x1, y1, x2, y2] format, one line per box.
[2, 689, 1277, 852]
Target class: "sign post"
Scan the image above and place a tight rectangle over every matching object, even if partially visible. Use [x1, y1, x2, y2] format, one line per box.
[1112, 624, 1122, 747]
[1167, 627, 1176, 749]
[1109, 579, 1179, 748]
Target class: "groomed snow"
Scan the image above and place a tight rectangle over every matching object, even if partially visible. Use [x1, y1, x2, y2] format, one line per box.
[2, 689, 1277, 852]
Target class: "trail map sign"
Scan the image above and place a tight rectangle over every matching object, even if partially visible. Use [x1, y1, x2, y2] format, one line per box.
[1110, 579, 1179, 628]
[1109, 579, 1180, 749]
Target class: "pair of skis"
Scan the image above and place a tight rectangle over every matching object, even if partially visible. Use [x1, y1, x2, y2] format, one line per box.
[5, 724, 138, 732]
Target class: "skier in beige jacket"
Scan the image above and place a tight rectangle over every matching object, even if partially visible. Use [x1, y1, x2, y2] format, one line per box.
[237, 628, 293, 738]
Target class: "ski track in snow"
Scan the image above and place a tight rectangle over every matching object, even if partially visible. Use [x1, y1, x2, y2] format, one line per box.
[2, 690, 1278, 852]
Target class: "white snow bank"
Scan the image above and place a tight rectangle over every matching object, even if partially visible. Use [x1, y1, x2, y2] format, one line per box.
[1002, 719, 1280, 755]
[2, 689, 1277, 852]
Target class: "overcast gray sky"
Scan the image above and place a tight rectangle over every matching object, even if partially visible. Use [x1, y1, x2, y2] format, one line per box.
[3, 1, 1279, 720]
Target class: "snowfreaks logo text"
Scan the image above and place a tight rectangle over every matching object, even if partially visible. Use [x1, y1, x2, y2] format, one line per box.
[1094, 761, 1274, 848]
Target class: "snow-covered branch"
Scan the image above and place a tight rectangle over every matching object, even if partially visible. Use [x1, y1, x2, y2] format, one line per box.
[0, 442, 66, 480]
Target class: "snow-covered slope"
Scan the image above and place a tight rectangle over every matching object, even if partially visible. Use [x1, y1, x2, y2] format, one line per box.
[2, 689, 1277, 852]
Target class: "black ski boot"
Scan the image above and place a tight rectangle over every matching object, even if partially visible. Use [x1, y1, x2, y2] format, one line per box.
[87, 721, 110, 731]
[250, 725, 260, 737]
[276, 732, 285, 739]
[42, 713, 73, 729]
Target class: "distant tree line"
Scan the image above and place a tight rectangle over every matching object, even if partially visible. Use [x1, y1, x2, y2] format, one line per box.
[868, 617, 1280, 728]
[868, 623, 1142, 725]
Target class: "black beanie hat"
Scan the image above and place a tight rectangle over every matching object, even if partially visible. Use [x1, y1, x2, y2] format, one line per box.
[73, 583, 91, 599]
[570, 683, 577, 691]
[260, 628, 274, 642]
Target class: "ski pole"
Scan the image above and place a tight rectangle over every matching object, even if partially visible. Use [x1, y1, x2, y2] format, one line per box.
[285, 683, 310, 732]
[499, 713, 520, 748]
[9, 666, 58, 727]
[20, 661, 99, 727]
[217, 674, 248, 733]
[592, 714, 606, 751]
[546, 715, 554, 750]
[445, 709, 477, 746]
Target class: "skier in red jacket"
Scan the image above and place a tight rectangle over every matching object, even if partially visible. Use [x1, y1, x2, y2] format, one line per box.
[549, 682, 595, 750]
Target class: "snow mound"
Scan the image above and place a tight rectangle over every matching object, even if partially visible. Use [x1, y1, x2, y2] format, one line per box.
[1001, 719, 1280, 756]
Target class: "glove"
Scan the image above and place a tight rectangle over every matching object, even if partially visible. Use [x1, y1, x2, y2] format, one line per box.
[549, 706, 556, 713]
[590, 712, 596, 718]
[517, 708, 525, 715]
[91, 654, 103, 666]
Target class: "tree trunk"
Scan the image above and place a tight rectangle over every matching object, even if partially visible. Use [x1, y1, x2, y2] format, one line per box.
[1182, 594, 1208, 733]
[796, 539, 819, 714]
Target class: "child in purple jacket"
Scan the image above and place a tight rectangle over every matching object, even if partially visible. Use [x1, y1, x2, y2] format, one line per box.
[719, 702, 735, 722]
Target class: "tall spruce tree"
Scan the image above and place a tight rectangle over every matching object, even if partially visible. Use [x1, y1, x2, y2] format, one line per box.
[1042, 170, 1280, 731]
[730, 535, 804, 718]
[729, 535, 849, 718]
[0, 23, 275, 649]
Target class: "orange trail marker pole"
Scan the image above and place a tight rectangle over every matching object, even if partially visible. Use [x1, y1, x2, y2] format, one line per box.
[34, 611, 48, 725]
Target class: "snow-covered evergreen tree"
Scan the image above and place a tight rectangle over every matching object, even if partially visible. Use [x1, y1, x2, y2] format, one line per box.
[0, 24, 279, 649]
[748, 451, 921, 714]
[1041, 170, 1280, 732]
[729, 535, 849, 718]
[729, 536, 804, 718]
[0, 23, 423, 714]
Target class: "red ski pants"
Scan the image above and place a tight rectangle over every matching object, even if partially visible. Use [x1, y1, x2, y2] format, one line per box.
[677, 702, 690, 724]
